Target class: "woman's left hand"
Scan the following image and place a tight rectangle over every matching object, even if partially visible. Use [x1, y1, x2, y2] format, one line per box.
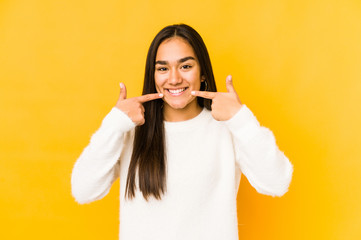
[191, 75, 243, 121]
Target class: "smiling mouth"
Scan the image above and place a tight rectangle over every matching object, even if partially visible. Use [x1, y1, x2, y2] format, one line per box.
[166, 87, 188, 95]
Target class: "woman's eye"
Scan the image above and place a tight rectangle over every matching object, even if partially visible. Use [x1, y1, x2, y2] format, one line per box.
[181, 65, 192, 69]
[157, 67, 168, 72]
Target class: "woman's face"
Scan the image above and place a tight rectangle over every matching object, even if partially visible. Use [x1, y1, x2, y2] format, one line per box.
[154, 37, 204, 118]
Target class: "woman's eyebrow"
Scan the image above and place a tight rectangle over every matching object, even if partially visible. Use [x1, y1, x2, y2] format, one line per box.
[178, 56, 195, 63]
[155, 56, 196, 65]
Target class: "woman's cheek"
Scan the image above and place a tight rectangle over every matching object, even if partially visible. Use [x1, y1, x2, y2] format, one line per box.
[154, 75, 164, 93]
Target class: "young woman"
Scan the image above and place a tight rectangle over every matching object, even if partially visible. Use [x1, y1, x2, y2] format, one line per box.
[71, 24, 293, 240]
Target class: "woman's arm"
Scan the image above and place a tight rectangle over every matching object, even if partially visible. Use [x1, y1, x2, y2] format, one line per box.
[225, 105, 293, 197]
[192, 76, 293, 196]
[72, 83, 163, 204]
[71, 107, 135, 204]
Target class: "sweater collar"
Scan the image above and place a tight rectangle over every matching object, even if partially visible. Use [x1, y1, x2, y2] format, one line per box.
[164, 108, 210, 132]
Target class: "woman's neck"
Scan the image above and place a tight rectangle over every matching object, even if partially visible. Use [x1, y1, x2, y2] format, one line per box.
[163, 102, 202, 122]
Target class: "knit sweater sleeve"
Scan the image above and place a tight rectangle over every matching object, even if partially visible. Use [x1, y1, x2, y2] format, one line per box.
[224, 105, 293, 197]
[71, 107, 135, 204]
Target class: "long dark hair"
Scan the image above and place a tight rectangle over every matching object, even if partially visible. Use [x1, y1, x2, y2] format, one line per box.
[125, 24, 217, 201]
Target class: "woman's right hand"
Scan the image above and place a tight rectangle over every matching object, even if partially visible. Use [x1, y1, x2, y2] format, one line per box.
[115, 83, 163, 126]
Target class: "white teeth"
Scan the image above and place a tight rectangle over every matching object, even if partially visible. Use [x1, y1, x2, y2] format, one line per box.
[168, 88, 186, 94]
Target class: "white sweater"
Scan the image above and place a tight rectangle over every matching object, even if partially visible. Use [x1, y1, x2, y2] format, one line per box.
[71, 105, 293, 240]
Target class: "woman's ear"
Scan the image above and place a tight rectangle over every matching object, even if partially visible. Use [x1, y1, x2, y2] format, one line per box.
[201, 75, 206, 82]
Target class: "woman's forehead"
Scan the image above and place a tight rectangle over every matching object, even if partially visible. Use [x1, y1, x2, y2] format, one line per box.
[156, 37, 197, 62]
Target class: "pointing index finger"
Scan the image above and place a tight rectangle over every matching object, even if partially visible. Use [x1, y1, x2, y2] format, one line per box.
[191, 90, 217, 99]
[137, 93, 164, 103]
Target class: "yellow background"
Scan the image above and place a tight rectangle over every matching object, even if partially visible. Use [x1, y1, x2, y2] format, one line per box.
[1, 0, 360, 239]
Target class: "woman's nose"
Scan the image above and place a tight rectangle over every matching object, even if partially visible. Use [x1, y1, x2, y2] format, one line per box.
[168, 69, 182, 85]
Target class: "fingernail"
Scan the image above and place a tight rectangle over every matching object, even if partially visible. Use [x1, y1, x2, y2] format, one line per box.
[227, 75, 232, 82]
[191, 91, 195, 95]
[119, 83, 123, 88]
[159, 93, 164, 97]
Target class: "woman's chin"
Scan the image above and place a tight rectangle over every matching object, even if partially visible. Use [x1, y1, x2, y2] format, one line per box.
[163, 96, 199, 112]
[165, 102, 187, 110]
